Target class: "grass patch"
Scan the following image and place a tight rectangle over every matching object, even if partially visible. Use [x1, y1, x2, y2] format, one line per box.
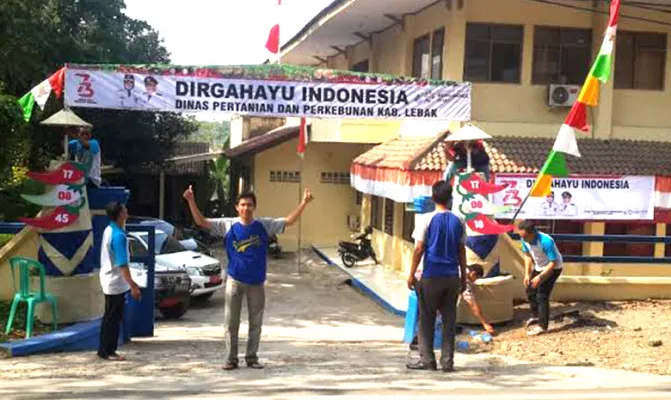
[0, 300, 53, 342]
[0, 234, 14, 250]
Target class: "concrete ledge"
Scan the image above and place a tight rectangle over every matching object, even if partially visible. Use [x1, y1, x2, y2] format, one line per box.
[312, 246, 405, 317]
[554, 276, 671, 301]
[0, 318, 115, 357]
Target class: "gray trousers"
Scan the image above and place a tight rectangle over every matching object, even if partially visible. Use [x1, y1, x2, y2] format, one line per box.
[417, 276, 460, 368]
[224, 277, 265, 364]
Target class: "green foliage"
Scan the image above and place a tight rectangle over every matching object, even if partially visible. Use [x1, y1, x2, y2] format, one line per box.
[0, 0, 195, 173]
[188, 121, 231, 150]
[0, 95, 29, 188]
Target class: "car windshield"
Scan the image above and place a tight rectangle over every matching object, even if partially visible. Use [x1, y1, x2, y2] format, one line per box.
[138, 231, 186, 255]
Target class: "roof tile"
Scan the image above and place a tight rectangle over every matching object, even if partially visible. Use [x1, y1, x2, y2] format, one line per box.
[354, 135, 671, 176]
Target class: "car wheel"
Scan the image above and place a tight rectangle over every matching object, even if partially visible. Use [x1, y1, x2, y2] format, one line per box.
[341, 253, 356, 268]
[159, 298, 190, 320]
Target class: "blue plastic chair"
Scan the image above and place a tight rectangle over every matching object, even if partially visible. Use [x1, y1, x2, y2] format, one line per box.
[5, 257, 58, 338]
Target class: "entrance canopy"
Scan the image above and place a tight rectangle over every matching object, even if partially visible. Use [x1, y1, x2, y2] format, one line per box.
[63, 64, 471, 121]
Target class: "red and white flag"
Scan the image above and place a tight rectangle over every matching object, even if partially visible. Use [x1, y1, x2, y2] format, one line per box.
[265, 0, 281, 56]
[297, 117, 308, 158]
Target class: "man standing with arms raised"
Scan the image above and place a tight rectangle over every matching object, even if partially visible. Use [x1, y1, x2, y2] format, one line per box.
[406, 181, 466, 372]
[183, 185, 313, 370]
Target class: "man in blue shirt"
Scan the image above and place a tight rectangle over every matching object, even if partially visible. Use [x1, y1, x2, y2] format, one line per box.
[407, 181, 466, 372]
[68, 127, 102, 188]
[516, 220, 563, 336]
[184, 185, 313, 370]
[98, 202, 141, 361]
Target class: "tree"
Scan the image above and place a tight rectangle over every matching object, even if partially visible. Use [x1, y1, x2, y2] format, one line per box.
[0, 0, 195, 172]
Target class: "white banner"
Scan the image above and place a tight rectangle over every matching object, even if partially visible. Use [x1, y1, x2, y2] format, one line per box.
[492, 174, 655, 220]
[63, 65, 471, 120]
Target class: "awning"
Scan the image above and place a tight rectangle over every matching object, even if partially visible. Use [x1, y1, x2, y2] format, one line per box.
[350, 132, 448, 203]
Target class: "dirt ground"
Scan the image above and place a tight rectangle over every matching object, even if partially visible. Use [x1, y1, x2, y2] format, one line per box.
[488, 300, 671, 376]
[2, 253, 671, 399]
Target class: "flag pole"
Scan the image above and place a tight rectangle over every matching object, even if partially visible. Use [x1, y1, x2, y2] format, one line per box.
[510, 191, 531, 224]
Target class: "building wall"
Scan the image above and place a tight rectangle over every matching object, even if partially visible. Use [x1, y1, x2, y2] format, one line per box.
[253, 140, 369, 250]
[287, 0, 671, 143]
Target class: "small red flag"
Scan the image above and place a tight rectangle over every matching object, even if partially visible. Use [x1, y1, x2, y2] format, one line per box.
[297, 117, 307, 158]
[265, 0, 281, 54]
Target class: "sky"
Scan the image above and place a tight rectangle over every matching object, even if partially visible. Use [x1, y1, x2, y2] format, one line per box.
[123, 0, 333, 65]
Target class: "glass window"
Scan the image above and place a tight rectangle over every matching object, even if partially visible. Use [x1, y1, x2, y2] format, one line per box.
[384, 198, 395, 235]
[464, 23, 523, 83]
[402, 207, 415, 242]
[412, 34, 431, 79]
[351, 60, 369, 73]
[371, 196, 383, 231]
[532, 26, 592, 84]
[615, 31, 666, 90]
[128, 237, 149, 257]
[431, 28, 445, 80]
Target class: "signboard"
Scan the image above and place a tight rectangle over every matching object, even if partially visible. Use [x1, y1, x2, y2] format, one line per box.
[64, 64, 471, 120]
[492, 174, 655, 220]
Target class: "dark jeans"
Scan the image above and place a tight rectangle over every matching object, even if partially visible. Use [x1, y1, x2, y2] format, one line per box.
[98, 293, 125, 358]
[526, 269, 562, 330]
[417, 276, 460, 368]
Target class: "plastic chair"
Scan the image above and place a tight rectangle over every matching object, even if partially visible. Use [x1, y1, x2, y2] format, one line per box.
[5, 257, 58, 338]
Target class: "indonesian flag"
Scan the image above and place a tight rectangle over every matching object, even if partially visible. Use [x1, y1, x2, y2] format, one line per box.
[529, 0, 620, 197]
[265, 0, 281, 55]
[297, 117, 307, 158]
[18, 68, 65, 122]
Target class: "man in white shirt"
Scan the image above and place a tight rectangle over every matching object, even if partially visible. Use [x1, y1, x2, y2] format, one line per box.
[540, 191, 558, 216]
[98, 202, 141, 361]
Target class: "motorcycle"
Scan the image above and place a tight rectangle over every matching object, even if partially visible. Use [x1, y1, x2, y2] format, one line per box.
[338, 226, 378, 268]
[268, 234, 282, 258]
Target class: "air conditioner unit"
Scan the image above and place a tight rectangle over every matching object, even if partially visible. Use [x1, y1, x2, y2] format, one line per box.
[548, 84, 580, 107]
[347, 214, 361, 231]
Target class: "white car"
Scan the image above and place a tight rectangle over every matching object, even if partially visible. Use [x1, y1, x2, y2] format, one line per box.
[130, 230, 224, 300]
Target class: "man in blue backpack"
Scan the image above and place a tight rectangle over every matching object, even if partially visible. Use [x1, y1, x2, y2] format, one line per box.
[184, 185, 313, 370]
[406, 181, 466, 372]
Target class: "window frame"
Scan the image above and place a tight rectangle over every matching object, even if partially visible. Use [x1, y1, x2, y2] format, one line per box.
[431, 28, 445, 80]
[412, 33, 431, 79]
[383, 198, 395, 235]
[614, 30, 667, 91]
[402, 206, 415, 242]
[531, 25, 593, 85]
[464, 22, 524, 84]
[370, 196, 383, 231]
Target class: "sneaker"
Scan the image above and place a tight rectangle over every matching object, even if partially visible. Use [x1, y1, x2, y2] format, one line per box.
[222, 361, 238, 371]
[527, 325, 547, 336]
[247, 361, 264, 369]
[524, 317, 539, 328]
[406, 361, 437, 371]
[441, 365, 456, 373]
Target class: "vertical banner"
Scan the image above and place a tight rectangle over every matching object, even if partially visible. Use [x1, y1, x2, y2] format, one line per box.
[492, 174, 655, 220]
[64, 64, 472, 120]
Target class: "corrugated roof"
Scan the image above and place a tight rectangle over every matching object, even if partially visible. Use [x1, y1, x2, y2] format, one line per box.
[355, 136, 671, 176]
[225, 124, 303, 158]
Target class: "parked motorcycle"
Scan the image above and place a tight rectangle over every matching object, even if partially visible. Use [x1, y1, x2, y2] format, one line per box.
[338, 226, 377, 268]
[268, 234, 282, 258]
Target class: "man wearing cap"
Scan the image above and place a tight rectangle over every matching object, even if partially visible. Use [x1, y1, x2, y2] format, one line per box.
[117, 74, 140, 108]
[560, 191, 578, 216]
[140, 76, 162, 109]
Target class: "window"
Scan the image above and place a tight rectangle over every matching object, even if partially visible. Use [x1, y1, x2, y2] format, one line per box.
[384, 199, 395, 235]
[464, 23, 524, 83]
[412, 34, 431, 79]
[270, 170, 301, 183]
[320, 172, 350, 185]
[615, 31, 666, 90]
[370, 196, 383, 231]
[532, 26, 592, 85]
[128, 237, 149, 257]
[412, 29, 444, 80]
[402, 206, 415, 242]
[351, 60, 369, 73]
[431, 28, 445, 79]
